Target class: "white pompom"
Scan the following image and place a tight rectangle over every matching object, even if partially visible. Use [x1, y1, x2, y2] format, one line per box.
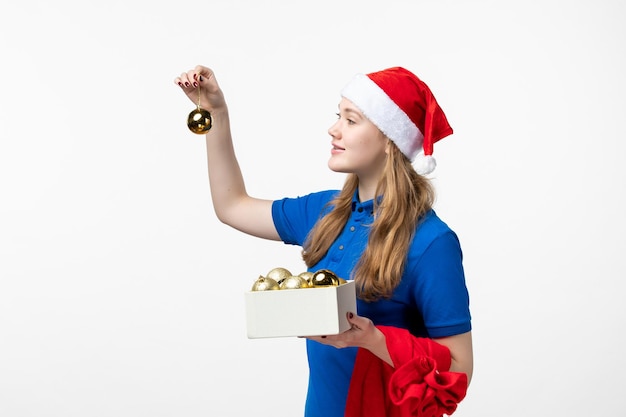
[415, 155, 437, 175]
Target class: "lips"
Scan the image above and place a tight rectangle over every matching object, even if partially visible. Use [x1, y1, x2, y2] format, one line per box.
[332, 142, 345, 152]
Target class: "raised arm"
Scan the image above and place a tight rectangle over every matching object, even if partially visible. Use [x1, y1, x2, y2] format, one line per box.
[175, 65, 280, 241]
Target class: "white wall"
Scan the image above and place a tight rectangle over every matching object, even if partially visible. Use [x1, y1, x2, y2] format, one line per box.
[1, 1, 624, 416]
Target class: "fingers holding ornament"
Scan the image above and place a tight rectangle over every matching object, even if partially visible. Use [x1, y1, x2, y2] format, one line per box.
[175, 66, 223, 135]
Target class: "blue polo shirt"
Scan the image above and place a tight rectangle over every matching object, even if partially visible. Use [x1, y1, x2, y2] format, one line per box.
[272, 190, 471, 417]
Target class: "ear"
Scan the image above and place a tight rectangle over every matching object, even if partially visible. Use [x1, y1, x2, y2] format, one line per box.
[384, 138, 392, 155]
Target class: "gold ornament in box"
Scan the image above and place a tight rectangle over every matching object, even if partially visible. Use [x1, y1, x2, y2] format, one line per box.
[250, 267, 346, 291]
[250, 275, 280, 291]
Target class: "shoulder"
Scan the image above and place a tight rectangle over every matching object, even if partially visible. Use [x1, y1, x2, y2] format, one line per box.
[272, 189, 339, 213]
[415, 210, 458, 243]
[407, 210, 461, 261]
[302, 189, 341, 205]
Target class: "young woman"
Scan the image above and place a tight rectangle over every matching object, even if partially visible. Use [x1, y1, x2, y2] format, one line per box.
[175, 65, 473, 417]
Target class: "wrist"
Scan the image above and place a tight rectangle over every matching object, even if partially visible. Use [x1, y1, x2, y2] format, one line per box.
[366, 327, 394, 367]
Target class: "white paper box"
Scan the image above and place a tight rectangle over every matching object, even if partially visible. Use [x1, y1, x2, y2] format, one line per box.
[244, 281, 357, 338]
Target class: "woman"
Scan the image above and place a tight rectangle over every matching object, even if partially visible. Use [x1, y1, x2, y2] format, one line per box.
[175, 65, 473, 417]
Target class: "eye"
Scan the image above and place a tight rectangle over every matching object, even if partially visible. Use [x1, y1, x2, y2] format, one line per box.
[336, 112, 356, 125]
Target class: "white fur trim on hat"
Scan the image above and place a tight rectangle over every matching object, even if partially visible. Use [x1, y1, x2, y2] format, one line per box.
[341, 73, 424, 161]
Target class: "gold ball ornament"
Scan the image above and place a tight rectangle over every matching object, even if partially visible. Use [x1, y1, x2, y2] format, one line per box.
[266, 267, 293, 286]
[310, 269, 341, 287]
[279, 275, 311, 290]
[298, 271, 314, 282]
[187, 107, 212, 134]
[251, 275, 280, 291]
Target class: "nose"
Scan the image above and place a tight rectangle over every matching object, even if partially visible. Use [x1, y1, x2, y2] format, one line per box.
[328, 119, 340, 138]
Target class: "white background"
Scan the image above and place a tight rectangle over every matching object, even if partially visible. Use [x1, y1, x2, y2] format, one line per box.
[1, 1, 625, 416]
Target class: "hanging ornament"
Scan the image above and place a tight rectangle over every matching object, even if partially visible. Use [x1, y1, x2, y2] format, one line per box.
[187, 85, 212, 134]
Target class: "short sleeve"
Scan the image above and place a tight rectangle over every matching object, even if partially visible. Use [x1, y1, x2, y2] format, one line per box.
[271, 190, 338, 246]
[411, 231, 471, 338]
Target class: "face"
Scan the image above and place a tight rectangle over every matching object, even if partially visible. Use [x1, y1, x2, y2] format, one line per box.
[327, 98, 389, 179]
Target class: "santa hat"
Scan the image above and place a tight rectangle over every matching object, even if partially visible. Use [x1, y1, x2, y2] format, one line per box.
[340, 67, 453, 175]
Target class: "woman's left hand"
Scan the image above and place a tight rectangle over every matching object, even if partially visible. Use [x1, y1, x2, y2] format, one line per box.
[306, 312, 393, 366]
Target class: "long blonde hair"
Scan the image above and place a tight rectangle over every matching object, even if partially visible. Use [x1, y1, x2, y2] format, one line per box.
[302, 144, 435, 301]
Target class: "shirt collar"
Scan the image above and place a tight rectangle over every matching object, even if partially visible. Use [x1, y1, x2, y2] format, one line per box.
[351, 189, 377, 215]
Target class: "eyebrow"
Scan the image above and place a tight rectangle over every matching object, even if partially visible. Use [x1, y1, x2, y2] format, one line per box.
[339, 107, 363, 118]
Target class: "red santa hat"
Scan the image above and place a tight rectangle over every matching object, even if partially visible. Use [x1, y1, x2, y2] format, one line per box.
[340, 67, 453, 175]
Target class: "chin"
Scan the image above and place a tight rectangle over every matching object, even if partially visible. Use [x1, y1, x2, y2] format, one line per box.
[328, 160, 349, 173]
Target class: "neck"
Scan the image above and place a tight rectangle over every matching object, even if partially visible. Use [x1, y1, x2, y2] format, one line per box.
[356, 176, 378, 202]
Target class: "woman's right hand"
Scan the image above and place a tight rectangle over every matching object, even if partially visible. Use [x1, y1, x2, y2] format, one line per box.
[174, 65, 227, 113]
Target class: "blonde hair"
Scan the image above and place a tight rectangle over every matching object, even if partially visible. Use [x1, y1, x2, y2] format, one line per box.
[302, 144, 435, 301]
